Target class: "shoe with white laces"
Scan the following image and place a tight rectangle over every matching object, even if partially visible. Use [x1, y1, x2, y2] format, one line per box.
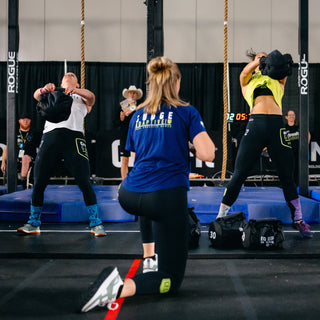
[17, 223, 40, 234]
[81, 267, 123, 313]
[143, 253, 158, 273]
[91, 224, 106, 237]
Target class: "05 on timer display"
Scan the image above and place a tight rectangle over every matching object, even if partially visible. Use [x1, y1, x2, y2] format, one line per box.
[227, 112, 250, 122]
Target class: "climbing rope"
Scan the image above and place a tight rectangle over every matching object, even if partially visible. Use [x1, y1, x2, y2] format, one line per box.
[80, 0, 86, 134]
[221, 0, 228, 182]
[80, 0, 85, 89]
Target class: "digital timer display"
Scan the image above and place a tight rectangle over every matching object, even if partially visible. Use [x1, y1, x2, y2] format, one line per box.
[227, 112, 250, 122]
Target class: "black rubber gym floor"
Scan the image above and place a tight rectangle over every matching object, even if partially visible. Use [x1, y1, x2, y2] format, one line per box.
[0, 221, 320, 320]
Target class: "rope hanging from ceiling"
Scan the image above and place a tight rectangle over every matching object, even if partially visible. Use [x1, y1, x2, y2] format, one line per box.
[80, 0, 85, 89]
[221, 0, 229, 182]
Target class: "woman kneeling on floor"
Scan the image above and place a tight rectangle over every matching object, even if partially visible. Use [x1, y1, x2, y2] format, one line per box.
[80, 56, 215, 312]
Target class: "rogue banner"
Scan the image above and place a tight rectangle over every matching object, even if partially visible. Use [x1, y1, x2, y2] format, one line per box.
[6, 0, 19, 193]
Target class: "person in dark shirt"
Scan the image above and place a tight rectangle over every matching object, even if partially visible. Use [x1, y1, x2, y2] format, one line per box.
[285, 109, 311, 186]
[119, 85, 143, 179]
[1, 114, 40, 189]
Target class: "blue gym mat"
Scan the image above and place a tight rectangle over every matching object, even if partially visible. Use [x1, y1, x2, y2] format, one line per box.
[0, 185, 319, 224]
[0, 186, 6, 196]
[188, 186, 320, 224]
[309, 186, 320, 202]
[0, 185, 22, 195]
[0, 185, 135, 223]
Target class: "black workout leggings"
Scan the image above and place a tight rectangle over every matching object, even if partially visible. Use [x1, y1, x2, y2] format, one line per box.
[118, 185, 189, 295]
[222, 114, 298, 206]
[32, 128, 96, 207]
[139, 216, 154, 243]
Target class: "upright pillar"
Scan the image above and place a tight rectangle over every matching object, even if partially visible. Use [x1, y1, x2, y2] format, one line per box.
[298, 0, 309, 197]
[6, 0, 19, 193]
[145, 0, 164, 64]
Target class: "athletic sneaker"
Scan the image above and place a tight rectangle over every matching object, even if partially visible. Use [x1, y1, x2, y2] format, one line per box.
[293, 220, 313, 238]
[143, 253, 158, 273]
[80, 266, 123, 313]
[17, 223, 40, 234]
[91, 224, 106, 237]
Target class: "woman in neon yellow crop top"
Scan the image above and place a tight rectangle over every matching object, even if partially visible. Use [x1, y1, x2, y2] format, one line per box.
[216, 49, 312, 238]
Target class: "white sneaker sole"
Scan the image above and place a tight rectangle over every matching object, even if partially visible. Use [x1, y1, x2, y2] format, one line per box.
[17, 227, 40, 234]
[90, 231, 106, 237]
[81, 267, 120, 313]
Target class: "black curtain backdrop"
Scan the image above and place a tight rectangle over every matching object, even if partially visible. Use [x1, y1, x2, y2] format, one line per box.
[1, 61, 320, 178]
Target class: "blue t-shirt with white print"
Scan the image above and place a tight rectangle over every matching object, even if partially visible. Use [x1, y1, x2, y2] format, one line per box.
[122, 104, 207, 192]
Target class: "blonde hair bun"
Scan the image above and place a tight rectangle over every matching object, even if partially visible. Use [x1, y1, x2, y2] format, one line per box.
[148, 56, 172, 75]
[139, 56, 187, 114]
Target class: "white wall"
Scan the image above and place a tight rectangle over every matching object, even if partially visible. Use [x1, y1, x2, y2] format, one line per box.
[0, 0, 319, 63]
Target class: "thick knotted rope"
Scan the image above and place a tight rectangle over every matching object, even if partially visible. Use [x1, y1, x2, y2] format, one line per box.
[221, 0, 228, 182]
[80, 0, 85, 89]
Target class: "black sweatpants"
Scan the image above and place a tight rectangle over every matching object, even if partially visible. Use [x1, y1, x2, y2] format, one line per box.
[118, 185, 189, 295]
[32, 128, 96, 207]
[222, 114, 298, 206]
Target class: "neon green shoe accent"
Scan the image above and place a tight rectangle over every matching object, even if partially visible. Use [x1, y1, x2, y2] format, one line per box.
[159, 278, 171, 294]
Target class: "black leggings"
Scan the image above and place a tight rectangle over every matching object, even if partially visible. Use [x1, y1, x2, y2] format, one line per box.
[223, 114, 298, 206]
[139, 216, 154, 244]
[118, 185, 189, 295]
[32, 128, 96, 207]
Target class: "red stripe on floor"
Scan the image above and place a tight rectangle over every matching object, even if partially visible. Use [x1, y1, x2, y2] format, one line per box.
[104, 259, 141, 320]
